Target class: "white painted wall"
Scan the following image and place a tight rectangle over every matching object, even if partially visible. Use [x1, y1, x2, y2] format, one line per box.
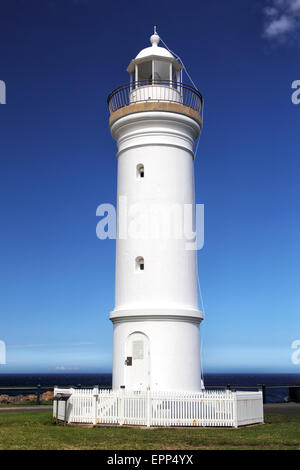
[109, 109, 203, 392]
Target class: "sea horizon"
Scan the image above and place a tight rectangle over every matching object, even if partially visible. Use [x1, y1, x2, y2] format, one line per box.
[0, 372, 299, 403]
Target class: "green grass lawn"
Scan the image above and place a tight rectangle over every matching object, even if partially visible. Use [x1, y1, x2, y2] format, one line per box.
[0, 411, 299, 450]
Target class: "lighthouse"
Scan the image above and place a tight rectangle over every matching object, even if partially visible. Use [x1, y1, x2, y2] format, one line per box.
[108, 30, 204, 392]
[53, 30, 264, 428]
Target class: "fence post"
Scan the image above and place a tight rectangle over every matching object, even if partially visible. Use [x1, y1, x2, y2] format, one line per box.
[146, 390, 151, 428]
[55, 397, 59, 424]
[261, 384, 266, 404]
[64, 399, 68, 426]
[69, 388, 74, 423]
[36, 384, 41, 405]
[119, 389, 124, 426]
[92, 387, 98, 425]
[232, 391, 238, 428]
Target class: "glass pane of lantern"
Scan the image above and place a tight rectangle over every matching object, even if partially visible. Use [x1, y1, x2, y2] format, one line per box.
[129, 72, 136, 91]
[153, 60, 170, 84]
[137, 61, 152, 85]
[172, 68, 178, 89]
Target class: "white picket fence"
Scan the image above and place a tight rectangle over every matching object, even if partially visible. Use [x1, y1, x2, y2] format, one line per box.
[53, 388, 264, 428]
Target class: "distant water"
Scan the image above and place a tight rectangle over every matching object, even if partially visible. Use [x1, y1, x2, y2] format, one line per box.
[0, 373, 299, 403]
[205, 373, 300, 403]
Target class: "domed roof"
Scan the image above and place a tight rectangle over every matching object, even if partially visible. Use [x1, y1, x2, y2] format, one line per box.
[135, 46, 174, 60]
[135, 33, 174, 60]
[127, 31, 181, 73]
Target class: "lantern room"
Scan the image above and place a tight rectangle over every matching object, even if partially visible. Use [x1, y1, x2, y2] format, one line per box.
[127, 30, 183, 104]
[127, 30, 182, 86]
[107, 28, 203, 117]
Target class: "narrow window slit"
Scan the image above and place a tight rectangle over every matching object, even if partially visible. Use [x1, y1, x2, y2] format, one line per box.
[135, 256, 144, 271]
[137, 164, 144, 178]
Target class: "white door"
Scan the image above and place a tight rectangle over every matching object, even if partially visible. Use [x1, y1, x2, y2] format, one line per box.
[125, 332, 150, 391]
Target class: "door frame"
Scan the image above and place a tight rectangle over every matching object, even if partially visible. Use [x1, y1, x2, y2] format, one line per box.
[124, 331, 150, 391]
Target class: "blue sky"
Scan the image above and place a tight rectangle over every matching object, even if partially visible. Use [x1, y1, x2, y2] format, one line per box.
[0, 0, 299, 374]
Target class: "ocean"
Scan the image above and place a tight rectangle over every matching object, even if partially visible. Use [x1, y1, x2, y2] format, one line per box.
[0, 373, 299, 403]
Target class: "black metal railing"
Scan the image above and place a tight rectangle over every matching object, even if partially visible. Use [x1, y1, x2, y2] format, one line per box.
[107, 80, 203, 114]
[1, 383, 300, 405]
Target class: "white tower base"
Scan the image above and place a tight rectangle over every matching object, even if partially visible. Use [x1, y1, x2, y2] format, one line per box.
[111, 312, 202, 391]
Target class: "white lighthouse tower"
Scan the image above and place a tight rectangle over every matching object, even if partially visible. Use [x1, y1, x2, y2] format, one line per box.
[108, 30, 204, 393]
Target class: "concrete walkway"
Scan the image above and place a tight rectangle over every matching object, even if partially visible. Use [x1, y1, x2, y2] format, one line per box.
[264, 403, 300, 414]
[0, 405, 52, 413]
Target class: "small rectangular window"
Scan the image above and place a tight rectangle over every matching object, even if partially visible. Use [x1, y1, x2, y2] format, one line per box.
[132, 341, 144, 360]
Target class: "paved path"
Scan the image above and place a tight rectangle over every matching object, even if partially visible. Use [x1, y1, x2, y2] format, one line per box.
[0, 405, 52, 413]
[264, 403, 300, 414]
